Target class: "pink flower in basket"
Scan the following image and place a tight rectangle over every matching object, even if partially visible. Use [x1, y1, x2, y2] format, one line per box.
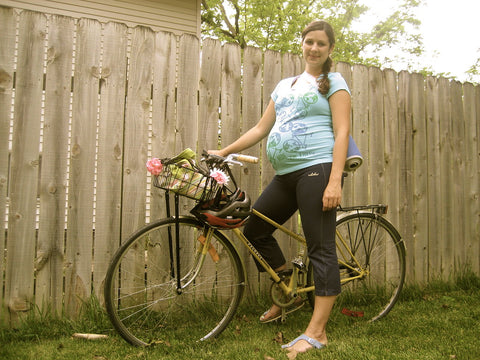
[146, 158, 163, 175]
[210, 168, 229, 185]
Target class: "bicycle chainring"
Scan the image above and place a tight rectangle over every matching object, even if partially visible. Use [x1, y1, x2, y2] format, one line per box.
[269, 275, 296, 307]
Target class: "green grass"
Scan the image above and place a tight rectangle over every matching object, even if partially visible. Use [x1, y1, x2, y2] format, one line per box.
[1, 272, 480, 360]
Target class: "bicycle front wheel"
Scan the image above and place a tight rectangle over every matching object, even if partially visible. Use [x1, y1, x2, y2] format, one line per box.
[104, 217, 245, 346]
[334, 212, 406, 321]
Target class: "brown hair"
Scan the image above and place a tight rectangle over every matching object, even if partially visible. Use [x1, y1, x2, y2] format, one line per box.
[301, 21, 335, 95]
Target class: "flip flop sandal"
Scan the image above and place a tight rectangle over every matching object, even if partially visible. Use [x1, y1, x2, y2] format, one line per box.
[259, 298, 305, 323]
[281, 333, 325, 350]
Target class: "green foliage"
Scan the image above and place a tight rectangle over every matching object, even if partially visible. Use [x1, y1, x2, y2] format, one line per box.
[201, 0, 425, 69]
[466, 49, 480, 84]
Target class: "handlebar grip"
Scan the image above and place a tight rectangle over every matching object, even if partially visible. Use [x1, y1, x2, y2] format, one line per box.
[235, 154, 259, 164]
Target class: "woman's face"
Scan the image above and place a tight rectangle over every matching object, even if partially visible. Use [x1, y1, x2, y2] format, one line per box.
[302, 30, 333, 69]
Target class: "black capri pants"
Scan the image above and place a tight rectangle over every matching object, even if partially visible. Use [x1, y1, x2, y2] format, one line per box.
[243, 162, 341, 297]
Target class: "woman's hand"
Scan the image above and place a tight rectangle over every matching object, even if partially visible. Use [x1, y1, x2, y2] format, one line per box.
[322, 181, 342, 211]
[207, 149, 226, 157]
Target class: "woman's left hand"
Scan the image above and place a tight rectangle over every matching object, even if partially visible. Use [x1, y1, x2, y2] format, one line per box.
[322, 182, 342, 211]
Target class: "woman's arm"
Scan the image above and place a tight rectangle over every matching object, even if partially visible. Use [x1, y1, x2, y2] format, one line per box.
[209, 100, 276, 157]
[322, 89, 351, 211]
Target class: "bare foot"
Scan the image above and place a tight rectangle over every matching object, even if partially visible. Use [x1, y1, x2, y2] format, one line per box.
[259, 297, 305, 323]
[259, 304, 282, 322]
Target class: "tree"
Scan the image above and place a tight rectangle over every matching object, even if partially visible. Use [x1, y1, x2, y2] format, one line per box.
[466, 50, 480, 84]
[201, 0, 425, 70]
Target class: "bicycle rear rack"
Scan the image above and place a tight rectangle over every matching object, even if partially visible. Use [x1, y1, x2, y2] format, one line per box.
[338, 204, 388, 215]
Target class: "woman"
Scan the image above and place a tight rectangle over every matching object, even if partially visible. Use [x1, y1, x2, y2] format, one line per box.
[209, 20, 350, 356]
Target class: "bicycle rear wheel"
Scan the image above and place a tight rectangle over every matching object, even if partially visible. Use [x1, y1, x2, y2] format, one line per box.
[307, 212, 405, 322]
[104, 217, 245, 346]
[335, 212, 405, 321]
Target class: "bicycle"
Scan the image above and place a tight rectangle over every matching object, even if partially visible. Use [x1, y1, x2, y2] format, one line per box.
[104, 150, 406, 346]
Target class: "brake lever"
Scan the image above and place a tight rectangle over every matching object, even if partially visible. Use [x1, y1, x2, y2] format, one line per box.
[225, 155, 243, 167]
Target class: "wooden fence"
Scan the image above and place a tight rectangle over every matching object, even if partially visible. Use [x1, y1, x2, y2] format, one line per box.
[0, 6, 479, 324]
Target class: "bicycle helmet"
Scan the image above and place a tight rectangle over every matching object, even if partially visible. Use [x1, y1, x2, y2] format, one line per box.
[191, 189, 251, 229]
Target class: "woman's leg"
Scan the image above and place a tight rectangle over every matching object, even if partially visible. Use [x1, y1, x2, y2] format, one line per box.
[296, 164, 340, 296]
[243, 175, 297, 272]
[243, 175, 299, 322]
[284, 163, 340, 352]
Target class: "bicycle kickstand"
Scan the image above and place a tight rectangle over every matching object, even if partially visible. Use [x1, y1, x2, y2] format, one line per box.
[280, 307, 287, 323]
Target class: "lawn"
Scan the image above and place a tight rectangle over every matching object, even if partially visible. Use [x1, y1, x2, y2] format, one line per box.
[1, 273, 479, 360]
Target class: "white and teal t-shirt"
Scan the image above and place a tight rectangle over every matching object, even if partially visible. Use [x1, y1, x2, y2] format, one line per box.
[267, 72, 350, 175]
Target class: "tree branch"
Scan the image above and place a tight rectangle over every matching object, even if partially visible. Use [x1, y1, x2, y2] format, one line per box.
[219, 2, 237, 37]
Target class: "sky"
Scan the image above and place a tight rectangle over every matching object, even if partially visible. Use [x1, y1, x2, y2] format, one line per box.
[359, 0, 479, 81]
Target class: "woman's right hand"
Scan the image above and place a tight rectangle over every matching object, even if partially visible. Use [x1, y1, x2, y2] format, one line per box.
[207, 149, 227, 157]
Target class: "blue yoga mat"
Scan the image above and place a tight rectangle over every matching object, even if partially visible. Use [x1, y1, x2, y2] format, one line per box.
[344, 135, 363, 172]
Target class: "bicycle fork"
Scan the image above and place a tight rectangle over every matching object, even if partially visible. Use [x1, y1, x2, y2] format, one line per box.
[166, 192, 215, 293]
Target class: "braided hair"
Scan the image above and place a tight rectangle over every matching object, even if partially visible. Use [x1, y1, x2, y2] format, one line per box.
[301, 21, 335, 96]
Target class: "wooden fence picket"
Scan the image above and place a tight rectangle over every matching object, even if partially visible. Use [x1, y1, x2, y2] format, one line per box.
[383, 69, 401, 231]
[150, 30, 177, 221]
[425, 76, 442, 279]
[451, 81, 467, 269]
[198, 37, 222, 153]
[5, 10, 46, 324]
[0, 6, 16, 324]
[93, 21, 129, 302]
[410, 72, 428, 282]
[220, 43, 242, 149]
[35, 14, 75, 314]
[350, 64, 369, 206]
[397, 71, 415, 282]
[438, 77, 454, 277]
[368, 67, 385, 206]
[121, 26, 154, 239]
[177, 33, 200, 152]
[463, 83, 480, 274]
[64, 18, 102, 316]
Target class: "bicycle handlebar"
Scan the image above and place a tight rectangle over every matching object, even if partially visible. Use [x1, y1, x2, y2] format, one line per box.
[202, 151, 259, 166]
[229, 154, 259, 164]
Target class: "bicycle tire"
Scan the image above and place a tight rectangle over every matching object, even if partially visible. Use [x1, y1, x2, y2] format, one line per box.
[104, 216, 245, 346]
[307, 212, 406, 322]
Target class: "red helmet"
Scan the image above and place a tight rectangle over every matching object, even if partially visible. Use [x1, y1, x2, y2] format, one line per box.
[191, 189, 251, 229]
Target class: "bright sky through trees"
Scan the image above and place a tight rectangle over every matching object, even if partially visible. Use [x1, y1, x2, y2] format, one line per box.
[359, 0, 479, 81]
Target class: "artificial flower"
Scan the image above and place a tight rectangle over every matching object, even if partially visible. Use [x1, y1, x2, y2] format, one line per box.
[146, 158, 163, 175]
[210, 168, 229, 185]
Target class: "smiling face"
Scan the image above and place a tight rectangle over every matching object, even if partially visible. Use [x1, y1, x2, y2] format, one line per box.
[302, 30, 334, 74]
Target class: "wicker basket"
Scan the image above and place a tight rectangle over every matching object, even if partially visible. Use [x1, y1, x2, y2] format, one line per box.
[153, 162, 220, 201]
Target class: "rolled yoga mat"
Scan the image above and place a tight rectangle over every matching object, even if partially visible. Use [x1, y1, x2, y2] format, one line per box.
[344, 135, 363, 172]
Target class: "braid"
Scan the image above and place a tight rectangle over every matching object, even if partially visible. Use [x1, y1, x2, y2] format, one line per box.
[317, 56, 332, 95]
